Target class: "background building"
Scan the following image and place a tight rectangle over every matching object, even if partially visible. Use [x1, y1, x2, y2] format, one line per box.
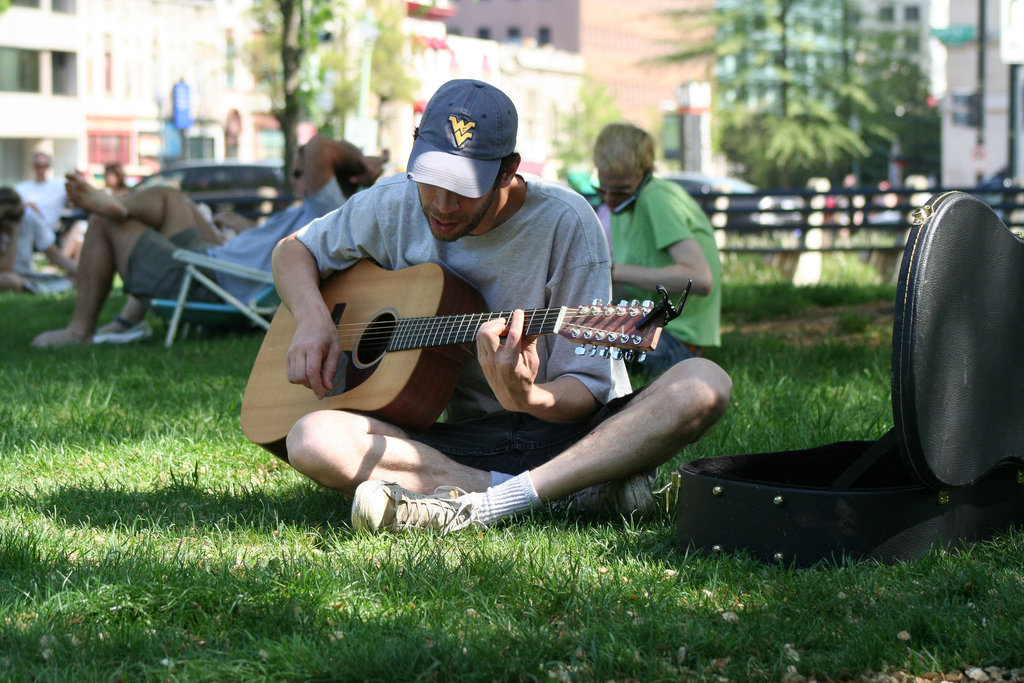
[0, 0, 275, 186]
[2, 0, 1018, 191]
[443, 0, 710, 130]
[938, 0, 1015, 186]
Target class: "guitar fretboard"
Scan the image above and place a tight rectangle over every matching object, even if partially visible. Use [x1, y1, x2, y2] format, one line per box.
[388, 307, 568, 351]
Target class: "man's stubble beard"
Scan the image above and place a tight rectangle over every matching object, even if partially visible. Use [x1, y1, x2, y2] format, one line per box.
[419, 184, 499, 243]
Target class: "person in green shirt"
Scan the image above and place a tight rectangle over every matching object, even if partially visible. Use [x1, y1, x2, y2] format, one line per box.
[593, 122, 722, 378]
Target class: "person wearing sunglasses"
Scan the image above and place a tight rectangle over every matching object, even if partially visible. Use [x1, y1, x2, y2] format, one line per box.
[593, 122, 722, 378]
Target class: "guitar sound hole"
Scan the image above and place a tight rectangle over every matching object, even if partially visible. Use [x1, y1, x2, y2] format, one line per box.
[354, 311, 396, 368]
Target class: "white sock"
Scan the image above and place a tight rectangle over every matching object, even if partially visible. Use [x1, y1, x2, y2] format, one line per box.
[472, 471, 541, 525]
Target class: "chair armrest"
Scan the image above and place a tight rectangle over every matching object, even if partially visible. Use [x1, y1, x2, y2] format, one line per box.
[171, 249, 275, 285]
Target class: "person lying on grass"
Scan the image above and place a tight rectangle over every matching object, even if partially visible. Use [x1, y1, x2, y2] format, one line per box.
[30, 136, 385, 348]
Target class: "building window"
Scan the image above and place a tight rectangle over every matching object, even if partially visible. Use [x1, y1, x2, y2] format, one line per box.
[538, 26, 551, 45]
[257, 127, 284, 161]
[477, 27, 491, 40]
[0, 47, 40, 93]
[905, 5, 920, 22]
[507, 26, 521, 43]
[878, 5, 894, 22]
[52, 0, 76, 12]
[904, 33, 920, 52]
[11, 0, 41, 7]
[52, 51, 76, 96]
[88, 133, 129, 166]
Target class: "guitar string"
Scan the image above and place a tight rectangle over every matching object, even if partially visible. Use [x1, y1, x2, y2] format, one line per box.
[327, 306, 651, 347]
[332, 307, 571, 343]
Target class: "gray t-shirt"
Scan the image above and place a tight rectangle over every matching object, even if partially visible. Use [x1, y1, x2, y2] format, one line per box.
[295, 173, 632, 423]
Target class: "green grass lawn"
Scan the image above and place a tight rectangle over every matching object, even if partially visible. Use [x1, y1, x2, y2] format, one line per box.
[3, 260, 1023, 681]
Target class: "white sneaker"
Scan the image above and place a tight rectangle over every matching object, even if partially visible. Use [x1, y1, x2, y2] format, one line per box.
[553, 468, 660, 519]
[93, 321, 153, 345]
[351, 480, 482, 535]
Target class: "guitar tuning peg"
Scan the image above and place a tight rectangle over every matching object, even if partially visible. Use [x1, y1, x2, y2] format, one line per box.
[589, 346, 598, 357]
[574, 345, 586, 355]
[629, 299, 639, 307]
[624, 350, 634, 361]
[617, 300, 628, 306]
[637, 351, 647, 363]
[610, 348, 623, 360]
[591, 299, 604, 306]
[599, 348, 610, 358]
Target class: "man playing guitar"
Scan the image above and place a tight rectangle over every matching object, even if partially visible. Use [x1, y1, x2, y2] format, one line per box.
[270, 79, 732, 533]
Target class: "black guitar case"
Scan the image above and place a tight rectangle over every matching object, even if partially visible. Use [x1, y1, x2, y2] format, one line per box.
[675, 191, 1024, 566]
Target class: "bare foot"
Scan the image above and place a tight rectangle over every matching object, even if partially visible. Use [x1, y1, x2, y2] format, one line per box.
[94, 320, 125, 335]
[31, 327, 92, 348]
[64, 172, 128, 221]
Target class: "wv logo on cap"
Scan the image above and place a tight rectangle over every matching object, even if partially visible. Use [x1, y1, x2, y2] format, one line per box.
[448, 115, 476, 147]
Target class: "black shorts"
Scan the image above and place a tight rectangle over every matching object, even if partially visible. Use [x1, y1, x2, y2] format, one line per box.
[407, 390, 640, 474]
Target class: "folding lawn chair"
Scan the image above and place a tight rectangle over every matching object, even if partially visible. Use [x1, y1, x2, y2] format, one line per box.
[148, 249, 279, 347]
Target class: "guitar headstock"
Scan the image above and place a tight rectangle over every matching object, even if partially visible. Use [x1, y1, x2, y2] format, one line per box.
[559, 300, 664, 359]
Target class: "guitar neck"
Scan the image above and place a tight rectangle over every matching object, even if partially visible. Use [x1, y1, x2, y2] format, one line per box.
[389, 307, 566, 351]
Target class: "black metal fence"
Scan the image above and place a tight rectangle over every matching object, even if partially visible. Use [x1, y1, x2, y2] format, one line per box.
[687, 185, 1024, 283]
[689, 185, 1024, 245]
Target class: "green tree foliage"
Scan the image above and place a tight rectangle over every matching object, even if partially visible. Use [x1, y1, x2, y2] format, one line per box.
[852, 30, 941, 184]
[245, 0, 415, 187]
[315, 0, 419, 141]
[552, 77, 622, 180]
[246, 0, 336, 185]
[661, 0, 938, 188]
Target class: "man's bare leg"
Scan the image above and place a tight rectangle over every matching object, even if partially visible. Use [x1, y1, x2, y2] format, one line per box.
[340, 358, 731, 532]
[287, 358, 730, 503]
[94, 296, 148, 334]
[31, 214, 148, 347]
[528, 358, 731, 500]
[286, 410, 492, 497]
[64, 172, 225, 245]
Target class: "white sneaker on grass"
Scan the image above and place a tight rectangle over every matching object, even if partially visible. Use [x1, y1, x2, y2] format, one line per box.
[552, 468, 660, 519]
[351, 480, 483, 535]
[93, 321, 153, 345]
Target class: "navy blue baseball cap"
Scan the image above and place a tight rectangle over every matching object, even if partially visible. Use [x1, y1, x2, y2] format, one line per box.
[407, 79, 518, 198]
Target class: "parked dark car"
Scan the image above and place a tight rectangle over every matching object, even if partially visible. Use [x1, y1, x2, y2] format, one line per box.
[134, 160, 291, 218]
[662, 172, 804, 228]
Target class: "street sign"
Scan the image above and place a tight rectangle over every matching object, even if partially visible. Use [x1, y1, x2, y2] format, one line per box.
[172, 81, 193, 130]
[932, 25, 976, 47]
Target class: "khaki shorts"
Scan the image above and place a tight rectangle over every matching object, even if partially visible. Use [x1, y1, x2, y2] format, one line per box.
[124, 228, 219, 302]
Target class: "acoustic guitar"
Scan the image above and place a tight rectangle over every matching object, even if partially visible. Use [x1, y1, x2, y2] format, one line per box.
[241, 259, 673, 457]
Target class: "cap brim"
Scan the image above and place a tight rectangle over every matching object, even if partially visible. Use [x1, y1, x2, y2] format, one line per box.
[407, 138, 500, 199]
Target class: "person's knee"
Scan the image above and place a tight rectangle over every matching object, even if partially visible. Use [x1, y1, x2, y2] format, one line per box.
[285, 410, 333, 473]
[285, 409, 365, 488]
[662, 357, 732, 427]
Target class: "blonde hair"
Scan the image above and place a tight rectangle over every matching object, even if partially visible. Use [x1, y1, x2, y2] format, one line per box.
[593, 122, 655, 177]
